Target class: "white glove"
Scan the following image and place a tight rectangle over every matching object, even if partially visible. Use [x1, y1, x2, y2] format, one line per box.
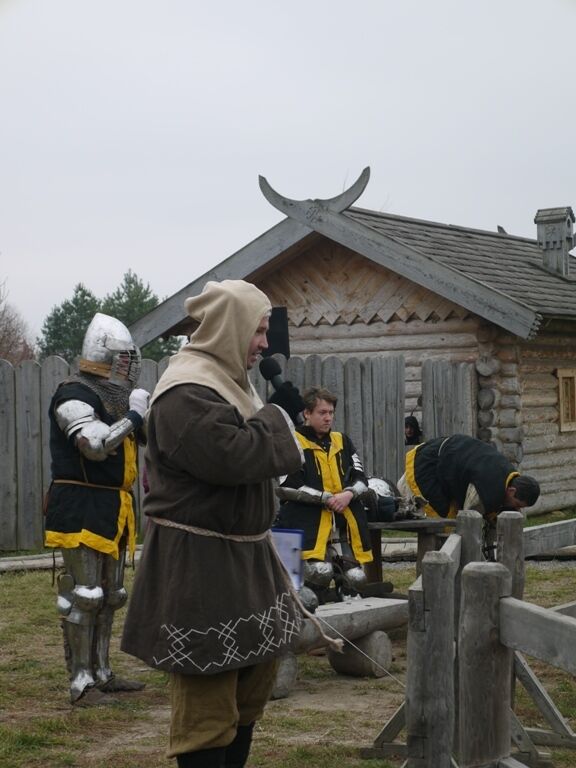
[129, 388, 150, 417]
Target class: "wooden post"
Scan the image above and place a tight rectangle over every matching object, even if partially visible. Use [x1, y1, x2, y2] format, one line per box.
[458, 562, 513, 766]
[497, 511, 525, 599]
[453, 509, 483, 757]
[406, 551, 455, 767]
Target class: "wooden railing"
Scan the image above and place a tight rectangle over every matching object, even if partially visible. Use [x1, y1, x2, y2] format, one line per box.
[362, 513, 576, 768]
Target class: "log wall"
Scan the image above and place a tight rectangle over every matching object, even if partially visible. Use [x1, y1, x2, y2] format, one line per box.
[477, 327, 576, 513]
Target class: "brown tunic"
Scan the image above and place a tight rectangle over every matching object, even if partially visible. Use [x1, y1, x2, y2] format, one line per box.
[121, 383, 303, 675]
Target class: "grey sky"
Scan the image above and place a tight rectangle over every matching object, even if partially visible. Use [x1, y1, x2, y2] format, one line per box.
[1, 0, 575, 340]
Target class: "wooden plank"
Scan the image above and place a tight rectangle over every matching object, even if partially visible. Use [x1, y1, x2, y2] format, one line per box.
[497, 511, 525, 599]
[304, 354, 322, 390]
[438, 532, 461, 576]
[371, 701, 406, 747]
[343, 357, 365, 466]
[15, 361, 44, 549]
[290, 316, 480, 340]
[497, 757, 531, 768]
[40, 356, 70, 495]
[551, 601, 576, 618]
[509, 709, 541, 764]
[500, 598, 576, 674]
[321, 357, 345, 432]
[371, 356, 404, 481]
[522, 519, 576, 557]
[361, 358, 375, 476]
[0, 360, 17, 549]
[524, 727, 576, 748]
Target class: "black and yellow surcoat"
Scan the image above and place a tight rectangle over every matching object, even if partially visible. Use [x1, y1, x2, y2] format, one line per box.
[44, 381, 138, 558]
[405, 434, 519, 519]
[276, 427, 372, 563]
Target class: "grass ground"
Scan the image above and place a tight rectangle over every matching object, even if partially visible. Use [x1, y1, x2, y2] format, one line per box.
[0, 555, 575, 766]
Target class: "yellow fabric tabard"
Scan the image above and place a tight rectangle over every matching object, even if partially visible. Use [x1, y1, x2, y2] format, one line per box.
[405, 445, 457, 519]
[296, 432, 372, 563]
[46, 435, 137, 559]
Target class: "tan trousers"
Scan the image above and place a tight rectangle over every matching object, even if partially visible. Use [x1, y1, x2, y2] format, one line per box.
[167, 658, 279, 757]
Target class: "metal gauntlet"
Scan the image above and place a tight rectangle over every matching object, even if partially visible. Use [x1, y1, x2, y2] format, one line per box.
[275, 486, 334, 505]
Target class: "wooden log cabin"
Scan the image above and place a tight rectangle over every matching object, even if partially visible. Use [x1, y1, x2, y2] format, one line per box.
[130, 169, 576, 513]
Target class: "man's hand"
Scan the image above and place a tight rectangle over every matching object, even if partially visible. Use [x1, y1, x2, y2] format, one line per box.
[326, 490, 354, 514]
[268, 382, 305, 423]
[129, 388, 150, 417]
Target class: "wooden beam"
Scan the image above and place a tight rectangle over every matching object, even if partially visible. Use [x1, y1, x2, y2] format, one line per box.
[500, 598, 576, 674]
[522, 519, 576, 557]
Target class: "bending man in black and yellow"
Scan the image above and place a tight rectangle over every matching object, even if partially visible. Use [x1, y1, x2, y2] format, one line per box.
[399, 433, 540, 522]
[44, 312, 150, 706]
[275, 386, 372, 603]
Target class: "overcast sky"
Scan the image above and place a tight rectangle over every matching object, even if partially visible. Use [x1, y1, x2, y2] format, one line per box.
[1, 0, 575, 340]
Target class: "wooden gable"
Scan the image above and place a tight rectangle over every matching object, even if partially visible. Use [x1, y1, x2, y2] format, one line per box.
[258, 240, 471, 329]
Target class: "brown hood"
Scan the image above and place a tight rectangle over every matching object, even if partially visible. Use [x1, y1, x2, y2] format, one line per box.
[150, 280, 271, 418]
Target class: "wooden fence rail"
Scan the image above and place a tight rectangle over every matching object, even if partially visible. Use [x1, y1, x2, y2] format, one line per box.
[0, 353, 410, 551]
[363, 512, 576, 768]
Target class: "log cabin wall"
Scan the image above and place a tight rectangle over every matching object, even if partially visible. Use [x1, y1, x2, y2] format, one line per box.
[258, 240, 482, 424]
[512, 328, 575, 514]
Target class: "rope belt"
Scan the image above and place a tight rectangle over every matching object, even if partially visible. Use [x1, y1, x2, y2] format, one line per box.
[149, 516, 270, 543]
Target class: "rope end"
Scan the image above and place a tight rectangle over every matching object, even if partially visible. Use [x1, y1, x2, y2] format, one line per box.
[326, 637, 345, 654]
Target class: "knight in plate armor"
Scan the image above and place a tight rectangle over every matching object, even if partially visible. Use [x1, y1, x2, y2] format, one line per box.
[44, 312, 150, 705]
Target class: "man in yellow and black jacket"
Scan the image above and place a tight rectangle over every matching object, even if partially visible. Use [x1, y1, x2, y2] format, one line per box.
[275, 386, 372, 602]
[399, 433, 540, 522]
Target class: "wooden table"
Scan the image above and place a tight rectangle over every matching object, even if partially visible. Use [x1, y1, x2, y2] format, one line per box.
[365, 518, 457, 583]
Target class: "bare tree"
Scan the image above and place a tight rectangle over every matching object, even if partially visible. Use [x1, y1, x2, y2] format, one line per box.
[0, 282, 34, 364]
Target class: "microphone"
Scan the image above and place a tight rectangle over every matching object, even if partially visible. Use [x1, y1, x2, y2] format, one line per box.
[259, 357, 285, 390]
[259, 357, 304, 424]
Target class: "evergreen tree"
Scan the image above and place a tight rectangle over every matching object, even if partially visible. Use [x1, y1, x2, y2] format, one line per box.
[100, 270, 180, 361]
[37, 271, 180, 363]
[37, 284, 101, 361]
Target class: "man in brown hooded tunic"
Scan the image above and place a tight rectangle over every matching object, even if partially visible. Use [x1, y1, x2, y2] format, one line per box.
[121, 280, 304, 768]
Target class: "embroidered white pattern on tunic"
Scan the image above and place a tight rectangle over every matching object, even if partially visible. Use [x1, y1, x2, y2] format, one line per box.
[153, 592, 300, 671]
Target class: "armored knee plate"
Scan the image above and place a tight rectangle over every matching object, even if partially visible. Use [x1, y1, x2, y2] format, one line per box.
[57, 573, 104, 624]
[303, 560, 334, 588]
[105, 587, 128, 611]
[343, 565, 368, 590]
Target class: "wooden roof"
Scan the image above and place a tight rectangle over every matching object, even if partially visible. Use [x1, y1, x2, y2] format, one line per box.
[347, 207, 576, 322]
[129, 173, 576, 347]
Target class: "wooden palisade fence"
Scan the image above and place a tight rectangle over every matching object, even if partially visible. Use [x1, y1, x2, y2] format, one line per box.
[362, 511, 576, 767]
[0, 353, 415, 551]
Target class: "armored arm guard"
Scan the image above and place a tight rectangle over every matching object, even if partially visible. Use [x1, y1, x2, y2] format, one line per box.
[275, 485, 334, 505]
[55, 400, 142, 462]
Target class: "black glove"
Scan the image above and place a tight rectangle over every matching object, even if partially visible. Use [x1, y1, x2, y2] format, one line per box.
[268, 382, 305, 423]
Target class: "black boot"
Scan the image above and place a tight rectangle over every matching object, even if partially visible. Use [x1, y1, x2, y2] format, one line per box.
[224, 723, 254, 768]
[176, 746, 226, 767]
